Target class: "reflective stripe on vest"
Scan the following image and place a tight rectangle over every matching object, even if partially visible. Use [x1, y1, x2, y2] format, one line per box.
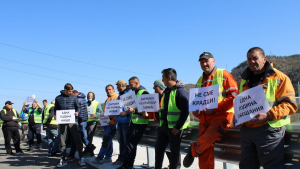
[159, 89, 190, 129]
[131, 89, 150, 124]
[0, 109, 17, 128]
[196, 68, 234, 113]
[43, 104, 57, 125]
[29, 107, 42, 124]
[239, 79, 290, 128]
[87, 100, 100, 122]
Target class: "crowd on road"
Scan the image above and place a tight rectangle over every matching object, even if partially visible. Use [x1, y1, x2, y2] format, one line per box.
[0, 47, 297, 169]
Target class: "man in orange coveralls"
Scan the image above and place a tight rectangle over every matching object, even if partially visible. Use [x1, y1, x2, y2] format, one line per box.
[183, 52, 238, 169]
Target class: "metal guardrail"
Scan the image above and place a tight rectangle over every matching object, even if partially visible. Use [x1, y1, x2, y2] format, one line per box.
[94, 122, 300, 169]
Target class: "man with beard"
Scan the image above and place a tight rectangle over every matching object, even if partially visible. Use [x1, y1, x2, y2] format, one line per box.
[117, 77, 150, 169]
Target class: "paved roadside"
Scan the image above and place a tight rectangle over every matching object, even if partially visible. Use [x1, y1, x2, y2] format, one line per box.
[0, 129, 238, 169]
[0, 130, 96, 169]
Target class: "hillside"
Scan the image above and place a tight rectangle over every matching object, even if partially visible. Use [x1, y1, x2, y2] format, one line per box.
[231, 54, 300, 96]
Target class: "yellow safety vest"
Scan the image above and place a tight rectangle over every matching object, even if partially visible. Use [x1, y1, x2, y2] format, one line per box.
[87, 100, 100, 122]
[28, 107, 42, 124]
[43, 104, 57, 125]
[196, 68, 234, 113]
[239, 78, 290, 128]
[131, 89, 150, 124]
[159, 89, 190, 129]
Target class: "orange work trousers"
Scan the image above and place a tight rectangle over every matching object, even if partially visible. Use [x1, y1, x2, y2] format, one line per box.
[191, 115, 232, 169]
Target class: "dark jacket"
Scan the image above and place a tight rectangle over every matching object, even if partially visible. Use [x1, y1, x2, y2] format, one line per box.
[44, 106, 58, 129]
[161, 80, 189, 130]
[77, 92, 88, 123]
[0, 108, 19, 128]
[54, 90, 80, 121]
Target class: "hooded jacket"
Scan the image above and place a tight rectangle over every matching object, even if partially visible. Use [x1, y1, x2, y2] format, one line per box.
[77, 92, 88, 123]
[117, 88, 133, 123]
[54, 90, 80, 121]
[161, 80, 189, 130]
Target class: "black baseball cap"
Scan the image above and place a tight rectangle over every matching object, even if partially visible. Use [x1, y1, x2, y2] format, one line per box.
[199, 52, 214, 61]
[5, 101, 14, 105]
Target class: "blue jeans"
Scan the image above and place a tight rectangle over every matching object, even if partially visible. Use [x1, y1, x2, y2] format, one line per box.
[97, 125, 117, 160]
[79, 122, 90, 147]
[117, 123, 130, 161]
[45, 127, 60, 155]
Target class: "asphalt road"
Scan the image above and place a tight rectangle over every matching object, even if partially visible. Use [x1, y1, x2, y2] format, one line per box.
[0, 130, 96, 169]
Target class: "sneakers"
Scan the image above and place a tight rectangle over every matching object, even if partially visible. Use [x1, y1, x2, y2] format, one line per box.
[183, 145, 195, 168]
[57, 159, 68, 168]
[98, 158, 112, 164]
[79, 158, 86, 166]
[65, 156, 75, 161]
[112, 160, 123, 165]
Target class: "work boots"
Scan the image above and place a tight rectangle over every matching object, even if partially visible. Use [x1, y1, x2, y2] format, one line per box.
[183, 144, 195, 168]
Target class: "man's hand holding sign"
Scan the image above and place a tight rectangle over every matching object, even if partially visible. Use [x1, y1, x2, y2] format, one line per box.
[183, 52, 239, 169]
[234, 85, 270, 126]
[56, 110, 76, 124]
[189, 84, 219, 113]
[104, 100, 122, 116]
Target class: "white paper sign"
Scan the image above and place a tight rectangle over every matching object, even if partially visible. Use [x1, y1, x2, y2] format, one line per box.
[120, 91, 137, 111]
[234, 85, 270, 126]
[26, 94, 36, 105]
[56, 110, 75, 124]
[87, 106, 95, 119]
[137, 93, 160, 112]
[189, 85, 219, 112]
[104, 100, 122, 116]
[99, 113, 110, 126]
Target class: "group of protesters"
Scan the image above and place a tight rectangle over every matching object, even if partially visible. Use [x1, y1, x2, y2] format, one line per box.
[0, 47, 297, 169]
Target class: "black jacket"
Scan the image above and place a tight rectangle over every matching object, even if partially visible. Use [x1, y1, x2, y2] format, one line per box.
[161, 80, 189, 130]
[54, 90, 80, 121]
[0, 108, 19, 128]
